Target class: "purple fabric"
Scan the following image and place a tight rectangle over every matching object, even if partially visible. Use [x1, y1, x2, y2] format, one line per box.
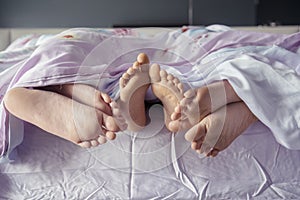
[0, 26, 300, 161]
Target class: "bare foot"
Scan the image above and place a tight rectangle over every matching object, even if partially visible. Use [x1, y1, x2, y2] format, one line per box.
[169, 80, 242, 132]
[4, 87, 120, 148]
[40, 83, 128, 144]
[185, 102, 258, 157]
[149, 63, 184, 131]
[117, 53, 151, 131]
[42, 84, 113, 115]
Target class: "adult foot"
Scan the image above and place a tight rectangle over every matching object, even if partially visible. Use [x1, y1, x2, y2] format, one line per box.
[185, 102, 257, 157]
[4, 87, 121, 148]
[117, 53, 151, 131]
[42, 84, 113, 115]
[149, 63, 184, 131]
[39, 84, 127, 145]
[73, 100, 121, 148]
[169, 80, 242, 132]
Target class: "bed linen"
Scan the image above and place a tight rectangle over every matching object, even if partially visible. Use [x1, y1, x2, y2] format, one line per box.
[0, 26, 300, 199]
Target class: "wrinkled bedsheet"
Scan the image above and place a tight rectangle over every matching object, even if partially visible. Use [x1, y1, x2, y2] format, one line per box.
[0, 26, 300, 199]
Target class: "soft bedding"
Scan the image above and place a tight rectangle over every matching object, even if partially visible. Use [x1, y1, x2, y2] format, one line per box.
[0, 26, 300, 199]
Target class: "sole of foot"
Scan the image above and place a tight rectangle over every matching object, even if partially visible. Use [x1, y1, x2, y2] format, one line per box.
[117, 53, 151, 132]
[149, 63, 184, 131]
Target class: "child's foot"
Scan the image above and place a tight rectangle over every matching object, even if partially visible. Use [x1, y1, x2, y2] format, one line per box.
[169, 80, 241, 132]
[185, 102, 257, 157]
[117, 53, 151, 131]
[149, 63, 184, 131]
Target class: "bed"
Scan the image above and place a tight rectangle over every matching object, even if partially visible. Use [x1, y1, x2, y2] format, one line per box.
[0, 25, 300, 199]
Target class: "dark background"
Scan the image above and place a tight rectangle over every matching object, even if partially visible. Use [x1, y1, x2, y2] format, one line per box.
[0, 0, 299, 28]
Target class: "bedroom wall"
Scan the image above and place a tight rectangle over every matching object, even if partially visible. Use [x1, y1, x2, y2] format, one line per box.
[0, 0, 188, 28]
[257, 0, 300, 25]
[193, 0, 256, 26]
[0, 0, 298, 28]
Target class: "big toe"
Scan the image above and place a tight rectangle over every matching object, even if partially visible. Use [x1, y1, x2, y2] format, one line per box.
[184, 121, 206, 143]
[137, 53, 150, 64]
[149, 63, 161, 82]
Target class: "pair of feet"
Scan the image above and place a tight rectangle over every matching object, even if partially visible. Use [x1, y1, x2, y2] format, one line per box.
[118, 53, 258, 157]
[3, 53, 257, 157]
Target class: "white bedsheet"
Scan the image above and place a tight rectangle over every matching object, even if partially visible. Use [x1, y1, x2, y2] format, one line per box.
[1, 105, 300, 199]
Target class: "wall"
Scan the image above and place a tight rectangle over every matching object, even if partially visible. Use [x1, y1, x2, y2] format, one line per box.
[0, 0, 187, 27]
[0, 0, 298, 28]
[193, 0, 256, 26]
[257, 0, 300, 25]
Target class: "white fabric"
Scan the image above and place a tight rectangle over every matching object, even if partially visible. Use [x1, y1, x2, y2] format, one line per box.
[0, 105, 299, 199]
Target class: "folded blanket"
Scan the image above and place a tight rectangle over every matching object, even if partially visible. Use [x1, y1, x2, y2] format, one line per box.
[0, 26, 299, 162]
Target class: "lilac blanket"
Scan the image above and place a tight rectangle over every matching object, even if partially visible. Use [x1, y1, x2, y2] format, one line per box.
[0, 26, 300, 162]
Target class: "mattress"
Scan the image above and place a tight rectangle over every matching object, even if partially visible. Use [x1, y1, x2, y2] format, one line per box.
[0, 26, 300, 199]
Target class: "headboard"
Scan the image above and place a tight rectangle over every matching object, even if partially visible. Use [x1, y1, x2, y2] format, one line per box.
[0, 26, 299, 51]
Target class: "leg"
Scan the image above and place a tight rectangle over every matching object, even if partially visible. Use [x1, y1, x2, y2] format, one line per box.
[117, 53, 151, 131]
[185, 102, 258, 157]
[149, 63, 184, 131]
[3, 87, 119, 148]
[169, 80, 242, 132]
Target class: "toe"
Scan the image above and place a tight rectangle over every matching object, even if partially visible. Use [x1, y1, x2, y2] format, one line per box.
[110, 101, 128, 131]
[174, 105, 181, 113]
[90, 140, 99, 147]
[180, 97, 191, 107]
[168, 120, 180, 132]
[184, 121, 206, 142]
[184, 89, 196, 98]
[191, 141, 198, 150]
[94, 93, 113, 115]
[207, 149, 219, 157]
[177, 83, 183, 93]
[133, 61, 140, 69]
[98, 135, 107, 144]
[105, 131, 116, 140]
[100, 92, 112, 104]
[137, 53, 150, 64]
[120, 78, 127, 88]
[173, 78, 180, 84]
[127, 67, 136, 75]
[149, 63, 161, 82]
[103, 115, 120, 132]
[122, 73, 130, 80]
[78, 141, 92, 148]
[160, 70, 167, 80]
[171, 111, 180, 121]
[167, 74, 174, 81]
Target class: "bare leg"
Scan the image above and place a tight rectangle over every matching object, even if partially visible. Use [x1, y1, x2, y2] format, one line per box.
[185, 102, 258, 157]
[3, 87, 120, 148]
[117, 53, 151, 131]
[169, 80, 242, 132]
[149, 63, 184, 131]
